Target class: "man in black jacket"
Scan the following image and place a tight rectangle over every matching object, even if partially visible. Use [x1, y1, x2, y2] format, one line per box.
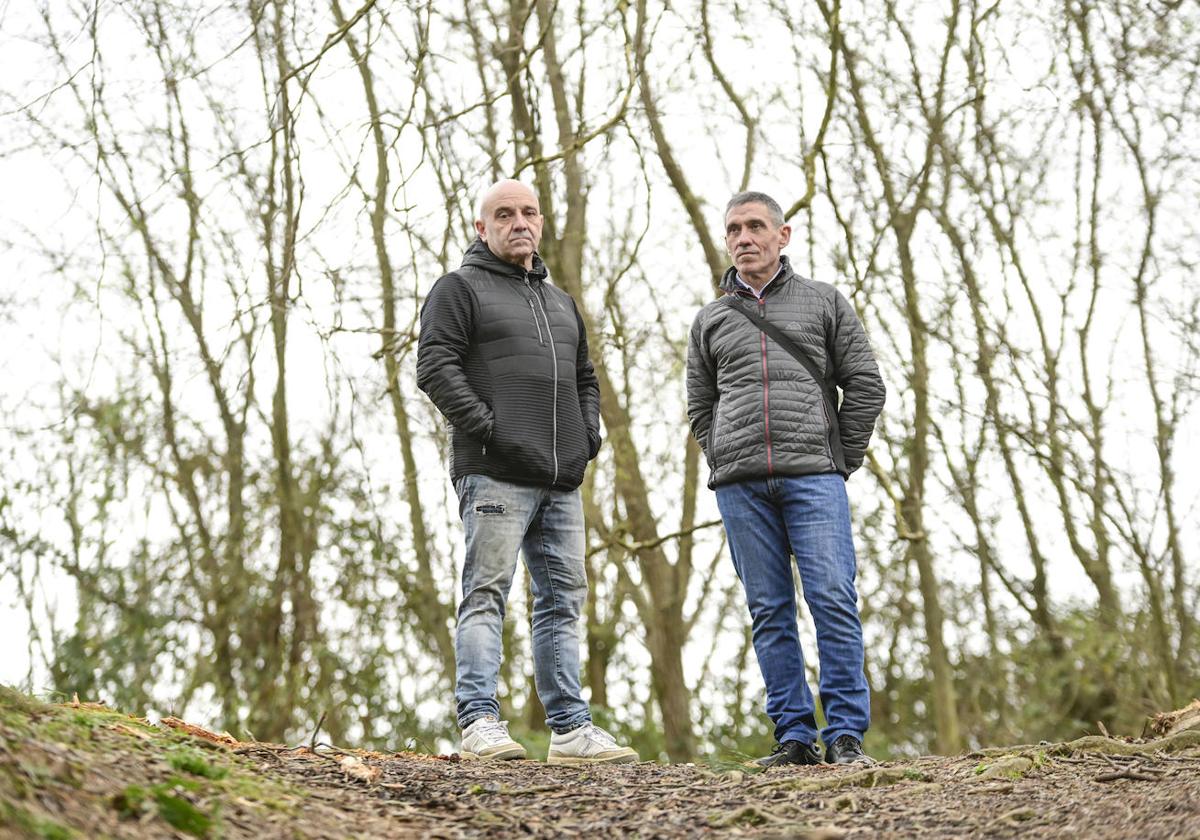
[687, 191, 886, 767]
[417, 179, 636, 765]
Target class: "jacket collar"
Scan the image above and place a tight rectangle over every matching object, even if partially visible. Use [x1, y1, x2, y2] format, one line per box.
[461, 237, 549, 282]
[719, 255, 795, 298]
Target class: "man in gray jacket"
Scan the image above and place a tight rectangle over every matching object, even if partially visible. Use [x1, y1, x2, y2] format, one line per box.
[687, 191, 885, 766]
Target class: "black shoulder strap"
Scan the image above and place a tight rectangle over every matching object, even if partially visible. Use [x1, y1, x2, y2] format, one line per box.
[721, 295, 847, 473]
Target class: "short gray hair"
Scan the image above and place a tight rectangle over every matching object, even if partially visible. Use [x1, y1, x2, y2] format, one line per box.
[725, 191, 785, 227]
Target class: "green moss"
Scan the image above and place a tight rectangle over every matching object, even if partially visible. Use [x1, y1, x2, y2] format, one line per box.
[0, 764, 31, 799]
[4, 687, 300, 835]
[168, 748, 228, 780]
[110, 783, 148, 817]
[153, 789, 214, 837]
[38, 718, 90, 749]
[112, 781, 215, 837]
[0, 800, 76, 839]
[220, 773, 300, 814]
[0, 686, 51, 716]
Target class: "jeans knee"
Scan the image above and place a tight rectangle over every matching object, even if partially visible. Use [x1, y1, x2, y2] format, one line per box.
[746, 593, 795, 627]
[805, 583, 858, 614]
[459, 583, 507, 623]
[535, 579, 586, 620]
[562, 571, 587, 608]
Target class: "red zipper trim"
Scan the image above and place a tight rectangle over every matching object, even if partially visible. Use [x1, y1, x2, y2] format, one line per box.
[759, 299, 773, 474]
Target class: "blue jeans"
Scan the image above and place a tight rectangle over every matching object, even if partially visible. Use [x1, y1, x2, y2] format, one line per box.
[453, 474, 591, 734]
[715, 474, 870, 747]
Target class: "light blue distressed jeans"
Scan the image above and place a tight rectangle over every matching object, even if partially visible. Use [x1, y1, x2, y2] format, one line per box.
[453, 474, 592, 734]
[715, 473, 870, 748]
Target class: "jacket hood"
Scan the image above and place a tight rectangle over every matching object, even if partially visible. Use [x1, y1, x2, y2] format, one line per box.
[461, 237, 548, 281]
[718, 254, 796, 296]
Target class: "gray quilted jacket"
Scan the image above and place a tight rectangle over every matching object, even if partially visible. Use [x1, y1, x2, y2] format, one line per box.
[687, 257, 885, 488]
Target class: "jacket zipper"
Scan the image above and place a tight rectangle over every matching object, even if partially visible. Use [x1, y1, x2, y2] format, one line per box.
[758, 298, 773, 475]
[526, 276, 559, 484]
[527, 298, 546, 346]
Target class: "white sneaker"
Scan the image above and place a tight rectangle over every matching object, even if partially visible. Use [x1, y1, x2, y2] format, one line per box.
[547, 723, 639, 765]
[460, 716, 526, 760]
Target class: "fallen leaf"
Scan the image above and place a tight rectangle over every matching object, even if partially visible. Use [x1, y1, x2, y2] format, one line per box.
[339, 755, 382, 784]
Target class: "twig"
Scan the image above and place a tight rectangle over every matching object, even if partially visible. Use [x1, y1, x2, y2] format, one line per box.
[586, 519, 724, 558]
[310, 709, 328, 751]
[1095, 769, 1164, 783]
[312, 741, 361, 759]
[280, 0, 379, 87]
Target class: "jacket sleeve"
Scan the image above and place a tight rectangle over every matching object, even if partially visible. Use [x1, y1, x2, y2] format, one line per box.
[573, 304, 602, 459]
[686, 309, 718, 460]
[416, 273, 494, 441]
[828, 289, 885, 473]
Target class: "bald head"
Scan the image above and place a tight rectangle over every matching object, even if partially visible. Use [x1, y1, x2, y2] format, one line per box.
[474, 179, 543, 269]
[476, 179, 537, 219]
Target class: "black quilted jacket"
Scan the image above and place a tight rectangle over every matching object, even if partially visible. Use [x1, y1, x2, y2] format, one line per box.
[687, 257, 885, 488]
[416, 240, 601, 490]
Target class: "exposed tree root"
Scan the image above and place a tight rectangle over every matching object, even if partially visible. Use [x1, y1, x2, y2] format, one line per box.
[754, 766, 926, 792]
[1045, 730, 1200, 757]
[707, 804, 784, 827]
[974, 756, 1034, 780]
[974, 728, 1200, 761]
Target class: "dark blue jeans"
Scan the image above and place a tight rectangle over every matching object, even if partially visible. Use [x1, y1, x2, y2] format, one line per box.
[453, 474, 592, 734]
[715, 473, 870, 748]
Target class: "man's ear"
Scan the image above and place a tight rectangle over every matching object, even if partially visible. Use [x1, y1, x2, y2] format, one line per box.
[779, 224, 792, 248]
[474, 219, 487, 239]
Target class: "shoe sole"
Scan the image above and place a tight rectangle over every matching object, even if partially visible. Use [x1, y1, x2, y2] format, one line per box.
[461, 746, 527, 761]
[546, 749, 638, 766]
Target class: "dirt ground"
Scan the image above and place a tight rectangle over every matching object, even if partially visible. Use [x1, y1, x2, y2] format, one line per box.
[2, 689, 1199, 838]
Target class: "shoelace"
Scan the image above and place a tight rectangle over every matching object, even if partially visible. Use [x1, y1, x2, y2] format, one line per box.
[475, 717, 513, 743]
[832, 735, 861, 754]
[580, 724, 618, 747]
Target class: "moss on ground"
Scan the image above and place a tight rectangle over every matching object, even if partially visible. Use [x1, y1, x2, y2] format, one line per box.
[1, 800, 77, 839]
[0, 685, 303, 838]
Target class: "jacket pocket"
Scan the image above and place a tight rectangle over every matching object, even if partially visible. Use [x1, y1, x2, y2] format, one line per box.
[816, 394, 835, 469]
[705, 396, 721, 466]
[489, 372, 555, 479]
[555, 380, 589, 484]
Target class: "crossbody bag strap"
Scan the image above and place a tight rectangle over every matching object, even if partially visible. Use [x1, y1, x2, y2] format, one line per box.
[721, 295, 847, 473]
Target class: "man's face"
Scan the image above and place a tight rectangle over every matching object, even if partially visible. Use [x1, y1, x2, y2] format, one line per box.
[475, 182, 543, 268]
[725, 202, 791, 281]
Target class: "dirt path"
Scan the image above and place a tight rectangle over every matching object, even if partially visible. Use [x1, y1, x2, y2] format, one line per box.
[2, 689, 1199, 838]
[253, 739, 1200, 838]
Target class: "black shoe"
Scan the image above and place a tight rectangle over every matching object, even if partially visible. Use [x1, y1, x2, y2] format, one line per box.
[825, 734, 876, 765]
[751, 739, 823, 768]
